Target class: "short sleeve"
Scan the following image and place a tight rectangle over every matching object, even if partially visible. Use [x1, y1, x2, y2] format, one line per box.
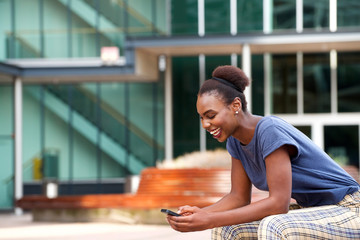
[258, 122, 300, 160]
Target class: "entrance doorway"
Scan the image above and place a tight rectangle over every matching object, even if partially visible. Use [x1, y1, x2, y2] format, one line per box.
[0, 84, 14, 210]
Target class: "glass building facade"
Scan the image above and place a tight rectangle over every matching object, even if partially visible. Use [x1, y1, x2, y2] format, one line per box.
[0, 0, 359, 211]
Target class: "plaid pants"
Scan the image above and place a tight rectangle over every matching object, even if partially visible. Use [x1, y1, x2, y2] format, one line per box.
[212, 190, 360, 240]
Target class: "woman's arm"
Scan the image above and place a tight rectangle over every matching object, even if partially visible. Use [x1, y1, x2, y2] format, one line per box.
[168, 145, 293, 232]
[200, 156, 252, 212]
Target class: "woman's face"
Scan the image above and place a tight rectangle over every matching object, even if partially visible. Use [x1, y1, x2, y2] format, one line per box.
[196, 93, 237, 142]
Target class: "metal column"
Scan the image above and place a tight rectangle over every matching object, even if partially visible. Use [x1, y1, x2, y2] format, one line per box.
[14, 77, 23, 215]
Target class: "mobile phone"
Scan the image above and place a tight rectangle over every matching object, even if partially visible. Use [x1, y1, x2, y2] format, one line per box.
[161, 208, 181, 217]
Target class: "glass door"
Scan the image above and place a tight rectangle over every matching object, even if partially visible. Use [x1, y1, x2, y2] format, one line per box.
[0, 84, 14, 209]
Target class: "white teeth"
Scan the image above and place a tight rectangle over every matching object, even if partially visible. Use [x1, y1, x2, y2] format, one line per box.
[210, 128, 220, 135]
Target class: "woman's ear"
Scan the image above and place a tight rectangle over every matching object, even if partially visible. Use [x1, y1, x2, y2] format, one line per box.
[231, 97, 242, 113]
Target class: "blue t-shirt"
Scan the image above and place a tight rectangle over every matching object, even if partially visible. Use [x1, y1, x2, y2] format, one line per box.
[227, 116, 360, 207]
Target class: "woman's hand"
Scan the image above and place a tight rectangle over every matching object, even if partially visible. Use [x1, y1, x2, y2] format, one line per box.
[167, 206, 213, 232]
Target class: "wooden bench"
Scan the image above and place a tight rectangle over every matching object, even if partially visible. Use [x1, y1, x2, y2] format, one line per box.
[17, 165, 358, 223]
[16, 168, 239, 210]
[17, 165, 358, 211]
[17, 168, 250, 223]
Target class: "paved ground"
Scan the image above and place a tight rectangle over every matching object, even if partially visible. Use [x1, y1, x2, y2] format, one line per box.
[0, 213, 211, 240]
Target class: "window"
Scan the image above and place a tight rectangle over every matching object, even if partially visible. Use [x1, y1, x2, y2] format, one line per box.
[338, 0, 360, 28]
[172, 57, 200, 157]
[303, 53, 330, 113]
[338, 52, 360, 112]
[237, 0, 263, 33]
[303, 0, 329, 30]
[273, 0, 296, 31]
[272, 54, 297, 114]
[325, 125, 359, 167]
[205, 0, 230, 35]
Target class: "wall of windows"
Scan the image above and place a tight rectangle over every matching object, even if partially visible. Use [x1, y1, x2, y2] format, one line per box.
[0, 0, 168, 60]
[173, 50, 360, 167]
[0, 81, 164, 200]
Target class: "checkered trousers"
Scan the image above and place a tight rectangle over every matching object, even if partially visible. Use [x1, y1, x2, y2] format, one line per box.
[211, 190, 360, 240]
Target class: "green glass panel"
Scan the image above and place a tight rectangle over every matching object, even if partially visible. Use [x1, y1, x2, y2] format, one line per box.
[14, 0, 41, 58]
[251, 54, 264, 116]
[43, 0, 70, 58]
[272, 54, 297, 114]
[100, 83, 129, 177]
[1, 0, 12, 59]
[325, 125, 359, 167]
[237, 0, 263, 33]
[171, 0, 198, 35]
[303, 0, 329, 30]
[172, 57, 199, 158]
[338, 52, 360, 112]
[303, 53, 330, 113]
[205, 0, 230, 35]
[22, 86, 42, 182]
[128, 82, 161, 167]
[338, 0, 360, 28]
[0, 84, 14, 209]
[273, 0, 296, 30]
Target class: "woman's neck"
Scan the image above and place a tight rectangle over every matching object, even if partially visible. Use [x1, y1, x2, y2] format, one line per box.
[233, 113, 262, 146]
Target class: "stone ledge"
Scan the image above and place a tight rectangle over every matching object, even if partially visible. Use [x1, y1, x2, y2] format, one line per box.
[31, 208, 173, 225]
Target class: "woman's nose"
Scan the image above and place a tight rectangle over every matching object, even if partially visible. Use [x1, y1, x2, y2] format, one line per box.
[201, 119, 211, 129]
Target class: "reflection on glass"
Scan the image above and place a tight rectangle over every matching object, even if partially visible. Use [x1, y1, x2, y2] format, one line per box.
[272, 54, 297, 114]
[4, 0, 166, 59]
[303, 0, 329, 30]
[252, 54, 265, 116]
[325, 125, 359, 167]
[303, 53, 330, 113]
[27, 81, 164, 183]
[338, 0, 360, 28]
[171, 0, 198, 35]
[273, 0, 296, 30]
[237, 0, 263, 33]
[0, 84, 14, 208]
[338, 52, 360, 112]
[205, 0, 230, 35]
[172, 57, 200, 158]
[14, 0, 41, 58]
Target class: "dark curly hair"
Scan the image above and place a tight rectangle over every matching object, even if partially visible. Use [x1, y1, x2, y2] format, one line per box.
[198, 65, 251, 112]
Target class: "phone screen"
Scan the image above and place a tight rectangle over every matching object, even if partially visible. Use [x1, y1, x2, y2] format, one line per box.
[161, 209, 181, 216]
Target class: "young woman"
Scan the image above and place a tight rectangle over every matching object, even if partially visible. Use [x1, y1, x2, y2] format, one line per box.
[167, 65, 360, 239]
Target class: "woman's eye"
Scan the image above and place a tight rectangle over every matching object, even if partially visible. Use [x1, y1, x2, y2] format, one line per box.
[208, 115, 215, 119]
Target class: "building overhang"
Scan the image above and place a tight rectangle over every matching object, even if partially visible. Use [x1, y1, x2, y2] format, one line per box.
[0, 50, 159, 83]
[1, 30, 360, 83]
[128, 30, 360, 56]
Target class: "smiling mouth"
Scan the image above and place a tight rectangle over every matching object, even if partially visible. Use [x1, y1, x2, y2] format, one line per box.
[209, 128, 221, 139]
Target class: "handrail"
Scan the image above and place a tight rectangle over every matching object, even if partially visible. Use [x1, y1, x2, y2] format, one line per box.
[77, 85, 163, 150]
[46, 85, 162, 166]
[2, 154, 35, 185]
